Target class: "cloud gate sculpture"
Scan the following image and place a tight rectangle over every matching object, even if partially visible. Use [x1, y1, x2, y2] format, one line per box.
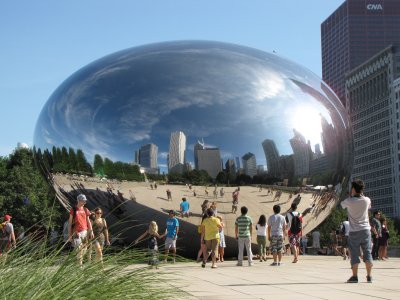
[34, 41, 352, 257]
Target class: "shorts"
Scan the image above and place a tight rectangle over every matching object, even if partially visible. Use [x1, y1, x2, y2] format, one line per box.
[72, 230, 88, 248]
[205, 239, 219, 255]
[219, 232, 226, 248]
[0, 240, 10, 254]
[165, 237, 176, 249]
[289, 234, 301, 247]
[341, 236, 348, 248]
[270, 235, 284, 253]
[348, 230, 372, 266]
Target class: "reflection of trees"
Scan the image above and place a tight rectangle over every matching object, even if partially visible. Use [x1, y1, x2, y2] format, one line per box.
[34, 147, 145, 181]
[34, 146, 92, 175]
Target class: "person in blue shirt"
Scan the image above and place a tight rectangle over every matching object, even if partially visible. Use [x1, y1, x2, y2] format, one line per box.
[180, 197, 190, 218]
[164, 210, 179, 263]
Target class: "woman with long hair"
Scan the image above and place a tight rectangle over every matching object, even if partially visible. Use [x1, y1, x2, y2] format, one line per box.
[256, 214, 267, 262]
[196, 214, 208, 262]
[90, 207, 110, 263]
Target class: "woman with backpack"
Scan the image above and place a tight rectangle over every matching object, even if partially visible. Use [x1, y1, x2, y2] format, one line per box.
[90, 207, 110, 263]
[135, 221, 164, 266]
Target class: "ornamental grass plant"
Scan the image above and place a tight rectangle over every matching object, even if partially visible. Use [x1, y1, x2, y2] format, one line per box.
[0, 235, 181, 300]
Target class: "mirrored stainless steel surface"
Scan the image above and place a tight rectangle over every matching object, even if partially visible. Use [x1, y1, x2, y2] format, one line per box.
[34, 41, 352, 197]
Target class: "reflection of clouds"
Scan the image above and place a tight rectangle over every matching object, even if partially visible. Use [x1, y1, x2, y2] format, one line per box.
[252, 69, 285, 100]
[159, 152, 168, 159]
[220, 150, 234, 159]
[35, 41, 349, 173]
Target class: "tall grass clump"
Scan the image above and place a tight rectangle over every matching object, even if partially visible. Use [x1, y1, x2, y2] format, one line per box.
[0, 236, 183, 300]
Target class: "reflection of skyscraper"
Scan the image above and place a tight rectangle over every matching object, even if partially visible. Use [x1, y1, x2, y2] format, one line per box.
[139, 143, 158, 168]
[197, 147, 222, 178]
[289, 129, 312, 177]
[134, 150, 140, 165]
[262, 139, 281, 177]
[194, 140, 205, 170]
[314, 144, 322, 159]
[168, 131, 186, 173]
[235, 157, 241, 172]
[242, 152, 257, 177]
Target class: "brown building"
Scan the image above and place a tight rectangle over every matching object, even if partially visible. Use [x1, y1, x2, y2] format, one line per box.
[322, 0, 400, 105]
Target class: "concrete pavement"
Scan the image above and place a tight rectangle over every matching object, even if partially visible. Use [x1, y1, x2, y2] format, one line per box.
[161, 256, 400, 300]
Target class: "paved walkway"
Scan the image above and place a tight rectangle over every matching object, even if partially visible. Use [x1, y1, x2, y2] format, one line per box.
[162, 256, 400, 299]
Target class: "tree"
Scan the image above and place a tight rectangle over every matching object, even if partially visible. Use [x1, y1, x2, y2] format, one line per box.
[94, 154, 104, 176]
[0, 148, 64, 233]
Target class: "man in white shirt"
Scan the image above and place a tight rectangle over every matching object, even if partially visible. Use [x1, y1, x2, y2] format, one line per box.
[341, 179, 373, 283]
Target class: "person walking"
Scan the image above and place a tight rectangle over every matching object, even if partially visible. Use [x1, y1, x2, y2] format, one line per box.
[267, 205, 287, 266]
[68, 194, 94, 266]
[341, 179, 373, 283]
[232, 188, 240, 213]
[0, 215, 16, 257]
[89, 207, 110, 263]
[235, 206, 253, 266]
[312, 230, 321, 254]
[201, 208, 223, 268]
[180, 197, 190, 218]
[164, 210, 179, 263]
[256, 215, 267, 262]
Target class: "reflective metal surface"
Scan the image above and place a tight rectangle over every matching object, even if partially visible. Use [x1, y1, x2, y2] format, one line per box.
[34, 41, 352, 196]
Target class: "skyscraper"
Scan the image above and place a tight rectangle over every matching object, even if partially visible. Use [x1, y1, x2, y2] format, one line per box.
[139, 143, 158, 168]
[242, 152, 257, 177]
[168, 131, 186, 173]
[345, 45, 400, 217]
[321, 0, 400, 105]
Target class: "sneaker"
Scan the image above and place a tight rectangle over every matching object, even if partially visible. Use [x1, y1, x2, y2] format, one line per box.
[201, 262, 206, 268]
[347, 276, 358, 283]
[270, 262, 278, 266]
[248, 262, 254, 266]
[278, 262, 284, 266]
[260, 259, 263, 263]
[236, 262, 243, 266]
[366, 276, 372, 283]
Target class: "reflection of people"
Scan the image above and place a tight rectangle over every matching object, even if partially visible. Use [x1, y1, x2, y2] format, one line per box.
[378, 217, 389, 260]
[232, 188, 240, 213]
[341, 179, 373, 283]
[180, 197, 190, 218]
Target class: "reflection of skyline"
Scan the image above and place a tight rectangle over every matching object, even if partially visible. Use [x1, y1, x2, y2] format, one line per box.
[33, 41, 350, 187]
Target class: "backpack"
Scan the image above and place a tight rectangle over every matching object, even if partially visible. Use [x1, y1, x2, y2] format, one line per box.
[341, 223, 346, 236]
[289, 212, 302, 235]
[0, 222, 10, 240]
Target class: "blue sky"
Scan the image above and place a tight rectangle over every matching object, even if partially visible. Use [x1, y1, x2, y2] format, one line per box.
[0, 0, 343, 157]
